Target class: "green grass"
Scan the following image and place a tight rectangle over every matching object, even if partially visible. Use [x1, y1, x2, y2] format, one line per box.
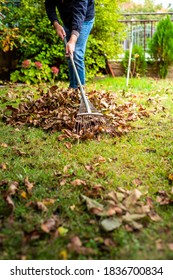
[0, 77, 173, 260]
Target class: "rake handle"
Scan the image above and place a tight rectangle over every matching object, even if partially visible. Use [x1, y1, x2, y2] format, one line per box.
[64, 37, 91, 114]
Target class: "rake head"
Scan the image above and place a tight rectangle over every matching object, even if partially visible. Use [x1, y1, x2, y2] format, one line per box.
[75, 97, 106, 135]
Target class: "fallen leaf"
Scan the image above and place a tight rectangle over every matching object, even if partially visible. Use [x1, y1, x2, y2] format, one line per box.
[128, 220, 143, 230]
[67, 236, 96, 255]
[0, 143, 8, 148]
[41, 217, 57, 233]
[20, 191, 27, 199]
[57, 226, 68, 236]
[69, 236, 82, 247]
[123, 189, 142, 208]
[60, 178, 67, 186]
[5, 195, 15, 211]
[122, 213, 146, 223]
[24, 176, 34, 194]
[42, 198, 56, 206]
[36, 202, 48, 212]
[0, 163, 7, 170]
[84, 165, 93, 172]
[0, 179, 8, 186]
[148, 211, 162, 222]
[64, 142, 72, 149]
[156, 239, 164, 251]
[132, 178, 142, 186]
[59, 250, 68, 260]
[81, 195, 104, 215]
[70, 205, 76, 211]
[8, 181, 19, 195]
[103, 238, 115, 247]
[71, 179, 86, 186]
[156, 190, 171, 205]
[167, 243, 173, 251]
[146, 197, 154, 208]
[63, 165, 70, 174]
[106, 191, 119, 203]
[13, 147, 26, 156]
[168, 174, 173, 182]
[100, 217, 122, 232]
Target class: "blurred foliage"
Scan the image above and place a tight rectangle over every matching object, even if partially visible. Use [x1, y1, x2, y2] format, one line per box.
[0, 0, 125, 83]
[149, 16, 173, 78]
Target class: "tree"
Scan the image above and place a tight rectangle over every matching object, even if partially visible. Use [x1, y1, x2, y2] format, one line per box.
[149, 16, 173, 78]
[120, 0, 164, 20]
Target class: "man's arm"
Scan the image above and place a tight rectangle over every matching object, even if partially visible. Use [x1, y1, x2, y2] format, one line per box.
[45, 0, 66, 40]
[72, 0, 89, 37]
[45, 0, 59, 25]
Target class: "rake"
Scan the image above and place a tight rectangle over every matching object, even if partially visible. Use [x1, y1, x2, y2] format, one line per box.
[64, 38, 105, 134]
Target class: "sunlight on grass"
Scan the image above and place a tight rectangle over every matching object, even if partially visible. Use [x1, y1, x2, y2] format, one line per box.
[0, 77, 173, 260]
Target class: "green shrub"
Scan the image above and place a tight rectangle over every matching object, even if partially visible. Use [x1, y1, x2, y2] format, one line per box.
[122, 45, 146, 77]
[1, 0, 125, 83]
[149, 16, 173, 79]
[10, 60, 59, 84]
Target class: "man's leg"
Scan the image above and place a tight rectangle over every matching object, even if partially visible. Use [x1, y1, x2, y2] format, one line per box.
[64, 18, 94, 89]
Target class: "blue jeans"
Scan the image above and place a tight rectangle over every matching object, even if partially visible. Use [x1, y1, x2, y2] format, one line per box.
[64, 18, 94, 89]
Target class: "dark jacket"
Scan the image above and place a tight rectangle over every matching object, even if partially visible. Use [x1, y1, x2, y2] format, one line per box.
[45, 0, 95, 35]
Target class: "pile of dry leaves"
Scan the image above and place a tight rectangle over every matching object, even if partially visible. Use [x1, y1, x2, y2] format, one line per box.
[3, 86, 149, 139]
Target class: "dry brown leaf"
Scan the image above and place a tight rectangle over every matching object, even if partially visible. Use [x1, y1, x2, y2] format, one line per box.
[167, 243, 173, 251]
[132, 178, 142, 186]
[96, 155, 106, 163]
[8, 181, 19, 195]
[146, 197, 154, 208]
[5, 195, 15, 211]
[60, 178, 67, 186]
[67, 236, 96, 255]
[24, 176, 34, 194]
[81, 195, 104, 215]
[156, 239, 164, 251]
[41, 217, 57, 233]
[0, 179, 8, 186]
[156, 190, 171, 205]
[70, 236, 82, 247]
[84, 165, 93, 172]
[103, 238, 115, 247]
[106, 191, 119, 203]
[123, 189, 142, 208]
[148, 211, 162, 222]
[122, 213, 146, 223]
[64, 142, 72, 149]
[129, 220, 143, 230]
[41, 198, 56, 206]
[12, 146, 26, 156]
[63, 165, 71, 174]
[36, 202, 48, 212]
[0, 163, 7, 170]
[71, 179, 86, 186]
[0, 143, 8, 148]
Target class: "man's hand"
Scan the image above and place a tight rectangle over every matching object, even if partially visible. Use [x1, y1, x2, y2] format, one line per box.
[53, 21, 66, 40]
[66, 34, 78, 56]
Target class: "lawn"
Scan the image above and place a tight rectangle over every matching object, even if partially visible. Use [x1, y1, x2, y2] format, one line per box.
[0, 76, 173, 260]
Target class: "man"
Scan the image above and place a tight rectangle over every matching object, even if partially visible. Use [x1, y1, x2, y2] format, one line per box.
[45, 0, 95, 89]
